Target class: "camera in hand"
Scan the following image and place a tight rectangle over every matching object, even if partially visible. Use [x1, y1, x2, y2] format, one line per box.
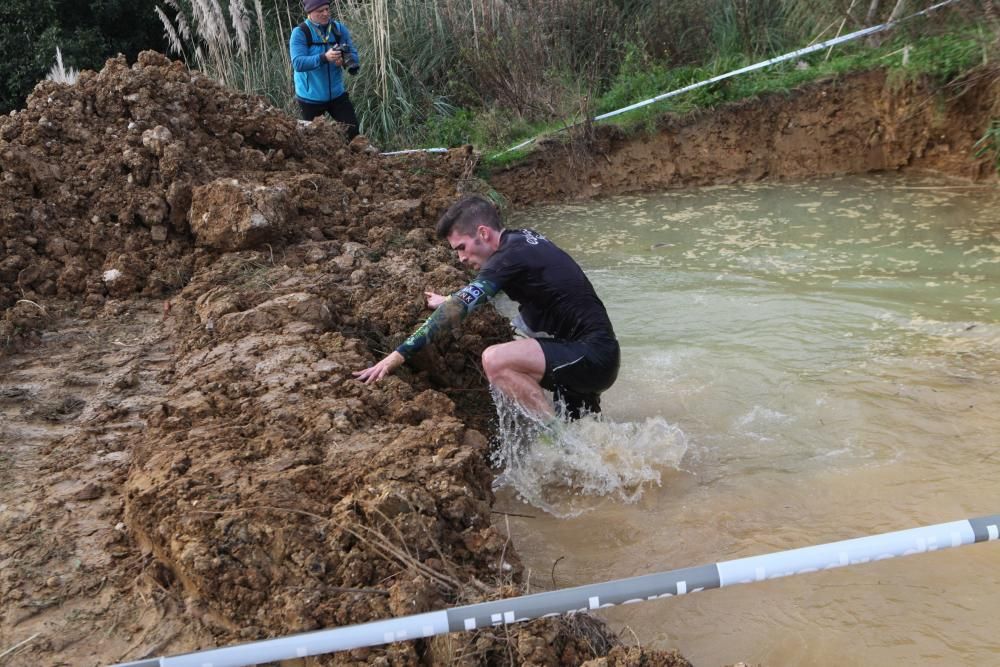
[333, 44, 359, 75]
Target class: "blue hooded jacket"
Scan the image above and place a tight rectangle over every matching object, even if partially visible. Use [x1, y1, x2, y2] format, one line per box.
[289, 20, 360, 103]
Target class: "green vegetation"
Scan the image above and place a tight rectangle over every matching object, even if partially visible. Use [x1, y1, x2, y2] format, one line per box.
[896, 29, 993, 82]
[383, 1, 999, 159]
[142, 1, 1000, 163]
[974, 119, 1000, 172]
[581, 24, 995, 138]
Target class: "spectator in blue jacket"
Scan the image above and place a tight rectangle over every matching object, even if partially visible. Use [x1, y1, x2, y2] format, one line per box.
[290, 0, 361, 139]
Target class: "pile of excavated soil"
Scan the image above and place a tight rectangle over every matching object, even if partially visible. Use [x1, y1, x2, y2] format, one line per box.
[491, 68, 1000, 204]
[0, 52, 693, 666]
[0, 50, 467, 345]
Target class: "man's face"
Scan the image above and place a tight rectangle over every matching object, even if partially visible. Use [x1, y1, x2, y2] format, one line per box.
[307, 5, 330, 24]
[447, 226, 493, 270]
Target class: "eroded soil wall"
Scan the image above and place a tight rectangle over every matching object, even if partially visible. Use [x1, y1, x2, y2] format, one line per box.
[490, 70, 999, 205]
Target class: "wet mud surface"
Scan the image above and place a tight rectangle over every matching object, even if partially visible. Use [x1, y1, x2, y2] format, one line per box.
[1, 52, 994, 666]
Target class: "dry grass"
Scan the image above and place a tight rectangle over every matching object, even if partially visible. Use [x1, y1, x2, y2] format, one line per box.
[0, 633, 41, 662]
[156, 0, 297, 112]
[45, 48, 78, 85]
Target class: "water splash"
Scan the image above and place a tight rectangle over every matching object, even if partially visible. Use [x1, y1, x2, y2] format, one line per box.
[489, 389, 688, 518]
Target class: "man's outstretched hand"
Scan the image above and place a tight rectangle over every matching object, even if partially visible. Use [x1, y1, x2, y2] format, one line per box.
[425, 291, 447, 309]
[353, 350, 405, 384]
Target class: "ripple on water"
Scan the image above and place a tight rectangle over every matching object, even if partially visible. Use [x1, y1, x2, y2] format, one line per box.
[499, 174, 1000, 665]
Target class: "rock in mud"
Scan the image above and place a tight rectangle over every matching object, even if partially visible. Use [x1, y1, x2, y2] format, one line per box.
[189, 179, 291, 251]
[71, 482, 104, 501]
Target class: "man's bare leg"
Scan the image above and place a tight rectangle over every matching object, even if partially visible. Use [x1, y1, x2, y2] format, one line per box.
[481, 339, 554, 421]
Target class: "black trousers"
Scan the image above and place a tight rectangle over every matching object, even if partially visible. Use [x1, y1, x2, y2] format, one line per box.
[298, 93, 359, 140]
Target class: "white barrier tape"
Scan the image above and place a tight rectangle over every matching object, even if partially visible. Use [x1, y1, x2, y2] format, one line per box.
[113, 513, 999, 667]
[379, 147, 449, 156]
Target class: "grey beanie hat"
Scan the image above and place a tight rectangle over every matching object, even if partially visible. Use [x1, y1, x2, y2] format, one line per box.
[303, 0, 328, 13]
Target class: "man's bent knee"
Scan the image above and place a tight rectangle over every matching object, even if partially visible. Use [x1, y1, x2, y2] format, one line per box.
[481, 339, 546, 385]
[481, 345, 502, 384]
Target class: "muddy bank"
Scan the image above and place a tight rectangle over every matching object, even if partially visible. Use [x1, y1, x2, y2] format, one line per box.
[0, 50, 472, 347]
[0, 52, 692, 666]
[489, 69, 999, 204]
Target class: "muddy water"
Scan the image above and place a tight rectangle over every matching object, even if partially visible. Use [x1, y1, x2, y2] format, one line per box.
[494, 174, 1000, 666]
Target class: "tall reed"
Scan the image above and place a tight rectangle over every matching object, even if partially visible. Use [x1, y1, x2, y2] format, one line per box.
[157, 0, 298, 112]
[328, 0, 628, 148]
[46, 47, 79, 85]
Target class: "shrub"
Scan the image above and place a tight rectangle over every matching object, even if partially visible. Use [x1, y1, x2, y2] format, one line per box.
[974, 119, 1000, 174]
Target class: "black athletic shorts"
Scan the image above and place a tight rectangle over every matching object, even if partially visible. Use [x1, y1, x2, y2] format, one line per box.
[537, 335, 620, 419]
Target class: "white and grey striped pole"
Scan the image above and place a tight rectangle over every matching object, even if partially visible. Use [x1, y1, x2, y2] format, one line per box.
[114, 514, 999, 667]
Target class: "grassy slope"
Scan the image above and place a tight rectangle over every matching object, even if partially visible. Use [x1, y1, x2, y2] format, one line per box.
[438, 24, 995, 171]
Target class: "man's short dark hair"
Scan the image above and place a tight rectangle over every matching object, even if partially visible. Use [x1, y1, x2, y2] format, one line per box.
[435, 195, 503, 239]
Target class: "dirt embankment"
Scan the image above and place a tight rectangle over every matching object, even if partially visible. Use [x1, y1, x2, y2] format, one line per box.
[0, 50, 474, 344]
[0, 52, 692, 666]
[490, 69, 999, 204]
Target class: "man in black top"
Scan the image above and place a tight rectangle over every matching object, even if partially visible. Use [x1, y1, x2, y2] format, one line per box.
[354, 195, 619, 421]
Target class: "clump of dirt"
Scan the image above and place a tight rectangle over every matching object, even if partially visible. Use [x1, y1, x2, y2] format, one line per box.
[124, 241, 509, 644]
[490, 69, 1000, 204]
